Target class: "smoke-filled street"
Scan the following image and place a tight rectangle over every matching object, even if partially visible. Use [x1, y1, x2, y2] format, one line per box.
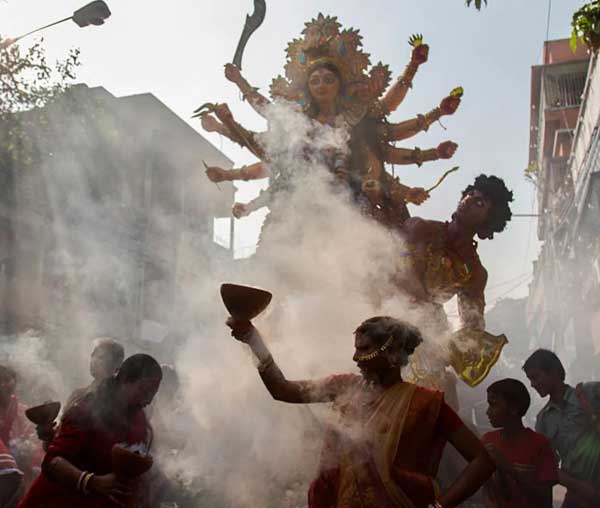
[1, 1, 599, 507]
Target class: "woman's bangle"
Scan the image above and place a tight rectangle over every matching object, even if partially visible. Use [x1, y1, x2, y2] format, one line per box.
[76, 471, 86, 492]
[82, 472, 94, 495]
[427, 502, 444, 508]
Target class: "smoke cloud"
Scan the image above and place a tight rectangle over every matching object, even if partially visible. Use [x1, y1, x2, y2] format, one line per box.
[174, 100, 445, 507]
[2, 93, 453, 508]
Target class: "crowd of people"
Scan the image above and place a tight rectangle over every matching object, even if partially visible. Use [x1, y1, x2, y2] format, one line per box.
[226, 315, 600, 508]
[6, 9, 599, 508]
[0, 338, 195, 508]
[0, 323, 598, 508]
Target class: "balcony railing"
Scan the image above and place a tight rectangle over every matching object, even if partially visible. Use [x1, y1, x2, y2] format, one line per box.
[543, 69, 587, 110]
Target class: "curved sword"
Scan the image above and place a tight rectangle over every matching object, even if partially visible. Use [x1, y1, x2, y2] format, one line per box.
[232, 0, 266, 70]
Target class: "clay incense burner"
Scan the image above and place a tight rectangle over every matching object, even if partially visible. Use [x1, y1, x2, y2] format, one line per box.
[25, 402, 61, 426]
[220, 283, 272, 321]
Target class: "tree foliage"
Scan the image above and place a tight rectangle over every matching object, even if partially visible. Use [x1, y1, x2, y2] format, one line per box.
[0, 37, 80, 119]
[571, 1, 600, 52]
[0, 37, 79, 173]
[466, 0, 488, 9]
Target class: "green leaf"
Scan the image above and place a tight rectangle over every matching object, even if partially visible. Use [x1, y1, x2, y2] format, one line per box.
[571, 29, 580, 52]
[465, 0, 488, 9]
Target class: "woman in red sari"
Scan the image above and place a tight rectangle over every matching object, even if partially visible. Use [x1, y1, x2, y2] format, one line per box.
[19, 354, 162, 508]
[227, 315, 495, 508]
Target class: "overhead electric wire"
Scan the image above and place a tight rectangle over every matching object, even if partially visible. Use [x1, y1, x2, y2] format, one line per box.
[488, 275, 533, 306]
[487, 271, 532, 291]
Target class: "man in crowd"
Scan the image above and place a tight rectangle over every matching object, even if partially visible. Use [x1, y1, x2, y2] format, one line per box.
[523, 349, 600, 508]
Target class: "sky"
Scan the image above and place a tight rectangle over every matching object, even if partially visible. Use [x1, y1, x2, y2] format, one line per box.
[1, 0, 587, 304]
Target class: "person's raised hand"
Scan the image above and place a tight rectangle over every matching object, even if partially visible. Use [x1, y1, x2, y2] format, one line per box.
[35, 422, 56, 443]
[226, 317, 254, 343]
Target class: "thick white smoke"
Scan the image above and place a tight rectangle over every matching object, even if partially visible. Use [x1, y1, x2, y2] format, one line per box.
[0, 329, 68, 403]
[173, 100, 447, 508]
[1, 93, 455, 508]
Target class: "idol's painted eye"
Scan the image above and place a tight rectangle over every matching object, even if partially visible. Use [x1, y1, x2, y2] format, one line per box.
[324, 75, 337, 85]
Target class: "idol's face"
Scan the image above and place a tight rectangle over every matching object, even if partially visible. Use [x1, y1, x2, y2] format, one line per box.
[454, 189, 491, 229]
[308, 67, 341, 107]
[353, 333, 390, 383]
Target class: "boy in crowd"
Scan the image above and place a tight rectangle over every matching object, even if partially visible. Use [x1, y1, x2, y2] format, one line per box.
[483, 378, 558, 508]
[523, 349, 600, 508]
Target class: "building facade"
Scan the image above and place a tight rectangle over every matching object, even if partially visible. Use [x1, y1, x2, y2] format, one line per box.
[0, 84, 235, 366]
[527, 39, 600, 375]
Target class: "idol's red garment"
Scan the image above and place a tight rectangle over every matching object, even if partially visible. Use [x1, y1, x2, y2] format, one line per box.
[482, 428, 558, 508]
[19, 397, 151, 508]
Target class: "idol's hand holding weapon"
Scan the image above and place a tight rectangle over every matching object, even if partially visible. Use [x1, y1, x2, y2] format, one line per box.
[380, 34, 429, 115]
[205, 166, 229, 183]
[232, 202, 250, 218]
[200, 114, 223, 134]
[404, 187, 430, 205]
[224, 63, 244, 85]
[409, 33, 429, 64]
[440, 94, 461, 116]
